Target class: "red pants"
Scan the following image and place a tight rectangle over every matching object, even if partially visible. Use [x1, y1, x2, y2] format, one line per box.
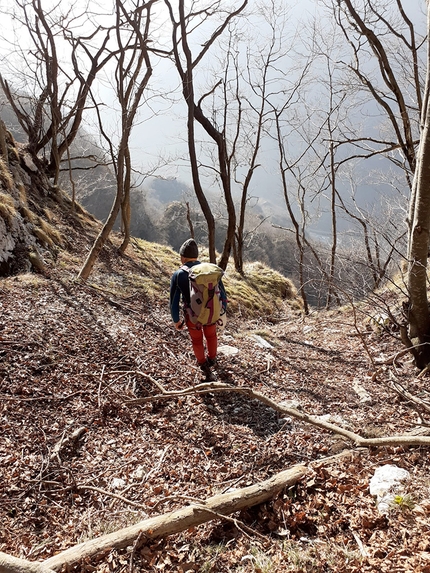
[185, 316, 217, 364]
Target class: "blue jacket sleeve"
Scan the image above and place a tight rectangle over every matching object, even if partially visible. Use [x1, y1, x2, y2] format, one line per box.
[169, 270, 182, 323]
[219, 279, 227, 310]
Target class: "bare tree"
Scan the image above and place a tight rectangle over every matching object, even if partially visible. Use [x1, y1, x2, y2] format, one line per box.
[164, 0, 247, 267]
[232, 2, 285, 273]
[274, 2, 423, 310]
[325, 0, 425, 187]
[315, 44, 346, 308]
[271, 103, 318, 315]
[0, 0, 115, 182]
[404, 1, 430, 368]
[78, 0, 156, 280]
[265, 38, 321, 312]
[193, 19, 271, 273]
[324, 0, 430, 366]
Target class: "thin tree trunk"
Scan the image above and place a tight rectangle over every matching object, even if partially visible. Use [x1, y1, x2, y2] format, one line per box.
[78, 191, 123, 281]
[406, 2, 430, 367]
[119, 147, 132, 253]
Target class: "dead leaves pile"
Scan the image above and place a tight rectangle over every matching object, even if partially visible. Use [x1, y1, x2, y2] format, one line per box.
[1, 257, 430, 572]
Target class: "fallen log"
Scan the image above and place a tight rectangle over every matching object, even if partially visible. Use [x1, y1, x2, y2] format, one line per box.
[0, 552, 55, 573]
[43, 464, 306, 571]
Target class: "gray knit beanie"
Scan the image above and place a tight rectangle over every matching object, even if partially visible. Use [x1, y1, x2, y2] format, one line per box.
[179, 238, 198, 258]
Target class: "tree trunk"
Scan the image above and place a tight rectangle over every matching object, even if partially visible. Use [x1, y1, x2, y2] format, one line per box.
[77, 190, 123, 280]
[0, 553, 55, 573]
[119, 147, 132, 253]
[406, 2, 430, 368]
[41, 464, 305, 571]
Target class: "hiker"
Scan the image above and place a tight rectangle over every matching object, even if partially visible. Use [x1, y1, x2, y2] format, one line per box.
[170, 239, 227, 374]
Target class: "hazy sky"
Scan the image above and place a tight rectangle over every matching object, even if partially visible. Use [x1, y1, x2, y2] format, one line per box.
[124, 0, 426, 199]
[0, 0, 427, 228]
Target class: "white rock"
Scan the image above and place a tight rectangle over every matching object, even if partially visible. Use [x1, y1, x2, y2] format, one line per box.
[111, 477, 126, 489]
[250, 334, 274, 349]
[353, 378, 372, 404]
[369, 464, 410, 514]
[218, 344, 239, 356]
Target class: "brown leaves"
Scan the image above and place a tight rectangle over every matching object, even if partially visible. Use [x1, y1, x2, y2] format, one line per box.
[1, 262, 430, 572]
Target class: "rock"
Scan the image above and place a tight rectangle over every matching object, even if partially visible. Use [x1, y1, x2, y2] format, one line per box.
[218, 344, 239, 356]
[250, 334, 274, 349]
[353, 378, 372, 404]
[369, 464, 410, 514]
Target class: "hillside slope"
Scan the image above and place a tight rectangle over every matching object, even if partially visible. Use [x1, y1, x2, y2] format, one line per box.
[1, 138, 430, 572]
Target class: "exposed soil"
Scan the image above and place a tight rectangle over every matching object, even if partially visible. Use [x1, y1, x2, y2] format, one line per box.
[1, 216, 430, 572]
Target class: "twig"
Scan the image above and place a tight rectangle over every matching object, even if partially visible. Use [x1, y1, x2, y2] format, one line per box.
[0, 391, 89, 402]
[136, 370, 171, 393]
[77, 485, 148, 511]
[110, 445, 171, 508]
[151, 495, 268, 541]
[81, 282, 141, 315]
[98, 365, 106, 410]
[142, 445, 171, 483]
[418, 364, 430, 378]
[125, 380, 229, 404]
[374, 347, 412, 366]
[350, 530, 369, 558]
[129, 531, 146, 573]
[388, 376, 430, 414]
[192, 504, 269, 542]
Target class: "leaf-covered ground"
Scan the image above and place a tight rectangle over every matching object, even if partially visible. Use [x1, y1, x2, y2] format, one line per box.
[1, 218, 430, 572]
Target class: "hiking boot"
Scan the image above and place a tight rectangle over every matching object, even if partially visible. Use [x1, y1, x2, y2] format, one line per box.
[207, 357, 217, 367]
[199, 361, 215, 381]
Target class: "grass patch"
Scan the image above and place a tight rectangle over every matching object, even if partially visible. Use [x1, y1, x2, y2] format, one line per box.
[0, 157, 14, 190]
[18, 204, 37, 224]
[0, 192, 17, 225]
[282, 539, 363, 571]
[128, 240, 303, 320]
[2, 273, 48, 290]
[37, 217, 63, 247]
[225, 262, 302, 319]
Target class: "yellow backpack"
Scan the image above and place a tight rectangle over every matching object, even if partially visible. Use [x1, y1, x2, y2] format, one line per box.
[182, 262, 224, 325]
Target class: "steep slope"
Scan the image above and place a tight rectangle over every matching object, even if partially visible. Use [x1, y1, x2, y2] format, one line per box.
[1, 133, 430, 573]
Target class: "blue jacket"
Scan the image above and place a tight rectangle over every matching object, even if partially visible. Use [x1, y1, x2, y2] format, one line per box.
[170, 260, 227, 323]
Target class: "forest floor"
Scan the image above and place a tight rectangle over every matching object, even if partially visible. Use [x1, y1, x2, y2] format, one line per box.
[1, 219, 430, 572]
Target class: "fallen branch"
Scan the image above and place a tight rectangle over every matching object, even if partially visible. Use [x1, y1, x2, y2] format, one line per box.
[77, 485, 146, 511]
[82, 283, 141, 315]
[389, 376, 430, 415]
[125, 380, 430, 447]
[49, 427, 87, 463]
[42, 464, 306, 571]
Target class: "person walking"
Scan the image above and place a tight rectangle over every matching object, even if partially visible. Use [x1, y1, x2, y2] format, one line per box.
[170, 239, 227, 377]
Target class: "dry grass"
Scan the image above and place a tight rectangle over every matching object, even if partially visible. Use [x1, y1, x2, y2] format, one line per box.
[225, 263, 303, 319]
[0, 157, 14, 190]
[0, 191, 17, 225]
[36, 217, 64, 246]
[79, 237, 303, 321]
